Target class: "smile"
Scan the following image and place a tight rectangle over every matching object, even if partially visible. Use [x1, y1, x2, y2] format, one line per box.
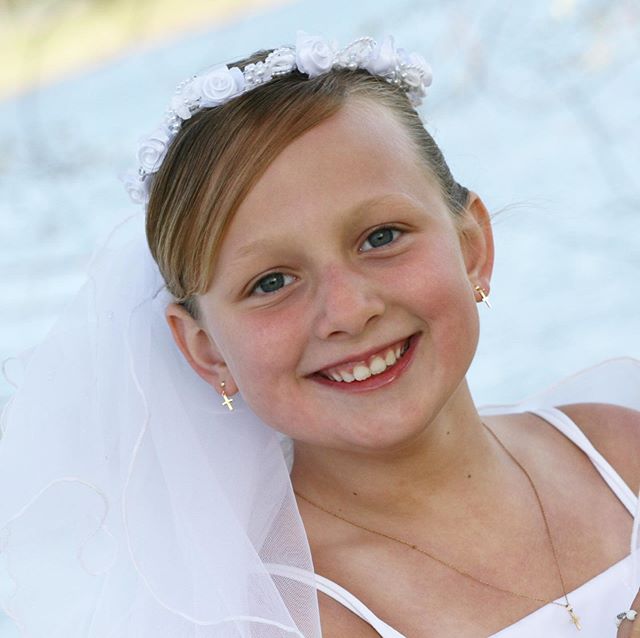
[310, 333, 420, 392]
[318, 338, 411, 382]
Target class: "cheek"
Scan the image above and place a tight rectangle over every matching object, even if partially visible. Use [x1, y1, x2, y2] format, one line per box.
[218, 311, 305, 409]
[388, 239, 473, 311]
[430, 269, 480, 365]
[397, 242, 479, 353]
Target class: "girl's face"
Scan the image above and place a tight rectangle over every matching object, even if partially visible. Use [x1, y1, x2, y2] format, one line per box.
[177, 99, 493, 452]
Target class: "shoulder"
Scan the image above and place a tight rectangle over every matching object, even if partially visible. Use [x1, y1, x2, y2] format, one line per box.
[555, 402, 640, 494]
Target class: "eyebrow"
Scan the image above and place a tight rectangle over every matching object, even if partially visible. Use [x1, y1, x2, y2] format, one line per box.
[232, 193, 420, 262]
[233, 237, 289, 261]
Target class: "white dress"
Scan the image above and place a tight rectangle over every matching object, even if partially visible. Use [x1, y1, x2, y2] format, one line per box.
[268, 359, 640, 637]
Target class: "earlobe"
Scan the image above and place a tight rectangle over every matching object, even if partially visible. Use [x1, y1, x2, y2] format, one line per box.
[165, 303, 239, 395]
[458, 192, 495, 295]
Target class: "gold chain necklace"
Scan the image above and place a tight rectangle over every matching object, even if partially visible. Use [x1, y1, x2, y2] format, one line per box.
[294, 422, 581, 630]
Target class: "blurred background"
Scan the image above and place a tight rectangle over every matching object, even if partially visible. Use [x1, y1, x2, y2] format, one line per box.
[0, 0, 638, 413]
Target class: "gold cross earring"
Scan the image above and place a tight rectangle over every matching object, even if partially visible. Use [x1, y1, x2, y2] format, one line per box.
[474, 284, 492, 309]
[220, 381, 234, 411]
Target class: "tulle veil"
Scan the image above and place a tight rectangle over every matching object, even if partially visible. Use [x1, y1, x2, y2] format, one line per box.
[0, 214, 320, 637]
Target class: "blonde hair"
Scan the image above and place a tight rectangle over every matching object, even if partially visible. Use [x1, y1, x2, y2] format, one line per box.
[146, 49, 468, 318]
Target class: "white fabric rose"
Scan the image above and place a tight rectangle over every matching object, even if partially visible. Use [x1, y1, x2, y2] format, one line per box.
[137, 127, 170, 174]
[295, 31, 334, 77]
[366, 35, 399, 76]
[198, 65, 245, 107]
[121, 172, 150, 205]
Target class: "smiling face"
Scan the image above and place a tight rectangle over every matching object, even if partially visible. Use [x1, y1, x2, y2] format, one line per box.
[169, 98, 493, 452]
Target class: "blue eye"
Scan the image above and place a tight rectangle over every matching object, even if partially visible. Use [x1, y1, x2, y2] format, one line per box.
[361, 227, 401, 251]
[252, 272, 295, 295]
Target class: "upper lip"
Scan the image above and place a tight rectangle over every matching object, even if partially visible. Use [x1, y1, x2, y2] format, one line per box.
[309, 334, 414, 376]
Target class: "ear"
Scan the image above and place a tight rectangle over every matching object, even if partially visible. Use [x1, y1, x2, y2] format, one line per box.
[457, 192, 495, 296]
[165, 303, 238, 396]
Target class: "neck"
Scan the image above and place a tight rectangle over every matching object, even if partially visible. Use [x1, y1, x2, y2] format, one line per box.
[290, 380, 505, 522]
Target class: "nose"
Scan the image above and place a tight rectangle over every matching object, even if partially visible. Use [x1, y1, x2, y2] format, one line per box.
[312, 263, 385, 340]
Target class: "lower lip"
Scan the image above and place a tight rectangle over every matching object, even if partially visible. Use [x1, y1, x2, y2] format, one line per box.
[310, 333, 420, 393]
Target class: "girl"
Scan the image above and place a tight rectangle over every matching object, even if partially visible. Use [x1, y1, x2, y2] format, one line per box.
[1, 31, 639, 638]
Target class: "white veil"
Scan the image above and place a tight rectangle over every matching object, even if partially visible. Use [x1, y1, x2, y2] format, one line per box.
[0, 214, 321, 637]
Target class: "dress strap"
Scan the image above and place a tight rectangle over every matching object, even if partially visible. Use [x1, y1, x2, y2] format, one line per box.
[527, 406, 638, 516]
[265, 563, 407, 638]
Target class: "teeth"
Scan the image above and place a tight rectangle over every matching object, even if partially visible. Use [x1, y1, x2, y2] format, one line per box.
[320, 338, 411, 383]
[353, 365, 372, 381]
[369, 356, 386, 375]
[340, 370, 355, 382]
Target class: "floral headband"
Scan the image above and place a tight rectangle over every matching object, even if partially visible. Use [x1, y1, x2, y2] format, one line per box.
[122, 30, 433, 205]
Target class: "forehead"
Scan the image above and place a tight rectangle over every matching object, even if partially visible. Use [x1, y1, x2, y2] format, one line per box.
[217, 99, 445, 258]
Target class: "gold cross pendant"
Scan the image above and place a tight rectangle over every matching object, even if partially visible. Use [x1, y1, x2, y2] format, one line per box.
[565, 604, 581, 631]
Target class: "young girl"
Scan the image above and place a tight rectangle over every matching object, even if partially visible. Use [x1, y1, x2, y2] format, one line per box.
[1, 31, 639, 638]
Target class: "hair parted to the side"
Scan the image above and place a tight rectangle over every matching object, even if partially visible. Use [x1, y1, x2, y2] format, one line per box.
[145, 48, 469, 319]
